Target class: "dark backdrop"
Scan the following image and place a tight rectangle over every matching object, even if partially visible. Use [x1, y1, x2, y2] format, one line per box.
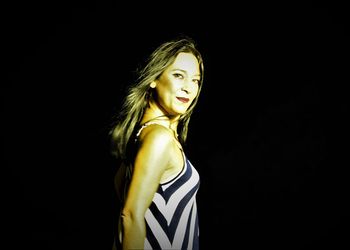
[3, 1, 349, 250]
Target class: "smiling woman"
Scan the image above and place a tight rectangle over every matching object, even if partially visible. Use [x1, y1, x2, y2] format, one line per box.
[143, 52, 201, 123]
[110, 37, 205, 250]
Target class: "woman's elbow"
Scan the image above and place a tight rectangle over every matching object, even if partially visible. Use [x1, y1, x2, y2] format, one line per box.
[121, 208, 144, 226]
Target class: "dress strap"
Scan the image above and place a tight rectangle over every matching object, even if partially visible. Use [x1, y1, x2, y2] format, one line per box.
[135, 121, 163, 138]
[135, 121, 183, 150]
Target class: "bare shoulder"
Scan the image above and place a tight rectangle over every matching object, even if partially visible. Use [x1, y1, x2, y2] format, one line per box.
[133, 124, 175, 180]
[135, 123, 176, 165]
[138, 123, 174, 147]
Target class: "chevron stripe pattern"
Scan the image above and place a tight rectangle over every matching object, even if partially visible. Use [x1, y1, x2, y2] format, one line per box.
[144, 155, 200, 250]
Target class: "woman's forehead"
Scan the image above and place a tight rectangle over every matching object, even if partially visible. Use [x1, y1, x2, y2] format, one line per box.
[167, 52, 200, 75]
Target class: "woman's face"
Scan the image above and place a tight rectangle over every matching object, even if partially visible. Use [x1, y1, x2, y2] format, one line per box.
[153, 52, 200, 116]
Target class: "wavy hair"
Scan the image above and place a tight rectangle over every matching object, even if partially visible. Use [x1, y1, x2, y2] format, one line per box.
[110, 36, 204, 163]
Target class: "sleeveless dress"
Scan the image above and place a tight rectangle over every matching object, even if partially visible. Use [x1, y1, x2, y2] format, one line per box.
[128, 122, 201, 250]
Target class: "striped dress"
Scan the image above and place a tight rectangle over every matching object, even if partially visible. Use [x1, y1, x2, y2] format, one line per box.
[144, 151, 200, 249]
[138, 123, 200, 249]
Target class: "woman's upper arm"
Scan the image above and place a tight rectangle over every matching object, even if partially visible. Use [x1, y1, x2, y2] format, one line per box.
[122, 126, 173, 218]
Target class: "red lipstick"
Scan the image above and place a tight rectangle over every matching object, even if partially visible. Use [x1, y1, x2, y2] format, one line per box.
[176, 97, 190, 103]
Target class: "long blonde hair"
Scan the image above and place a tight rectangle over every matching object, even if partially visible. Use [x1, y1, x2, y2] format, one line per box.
[109, 36, 204, 163]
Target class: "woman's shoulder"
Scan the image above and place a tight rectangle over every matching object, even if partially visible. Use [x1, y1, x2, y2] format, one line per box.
[133, 124, 176, 173]
[137, 123, 174, 143]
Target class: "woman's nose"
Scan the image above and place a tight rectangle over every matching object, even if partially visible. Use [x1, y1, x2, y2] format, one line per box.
[181, 79, 193, 94]
[181, 86, 190, 94]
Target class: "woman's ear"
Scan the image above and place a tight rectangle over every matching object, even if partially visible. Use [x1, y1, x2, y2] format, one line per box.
[150, 81, 157, 88]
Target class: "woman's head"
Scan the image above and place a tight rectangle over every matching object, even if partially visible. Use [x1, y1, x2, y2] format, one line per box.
[147, 51, 201, 119]
[110, 37, 204, 160]
[138, 37, 204, 117]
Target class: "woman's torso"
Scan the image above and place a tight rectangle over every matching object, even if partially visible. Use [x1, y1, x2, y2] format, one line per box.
[116, 122, 200, 249]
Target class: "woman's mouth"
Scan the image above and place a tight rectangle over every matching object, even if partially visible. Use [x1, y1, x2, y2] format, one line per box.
[176, 97, 190, 103]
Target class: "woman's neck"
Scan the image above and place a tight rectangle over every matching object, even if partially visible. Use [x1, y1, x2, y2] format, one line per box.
[141, 106, 180, 137]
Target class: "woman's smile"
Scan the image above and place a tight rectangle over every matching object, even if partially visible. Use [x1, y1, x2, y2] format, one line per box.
[176, 96, 190, 103]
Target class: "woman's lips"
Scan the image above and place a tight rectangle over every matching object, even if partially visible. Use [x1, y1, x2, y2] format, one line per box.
[176, 97, 190, 103]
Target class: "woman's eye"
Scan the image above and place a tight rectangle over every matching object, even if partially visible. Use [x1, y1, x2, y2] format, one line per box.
[173, 73, 184, 79]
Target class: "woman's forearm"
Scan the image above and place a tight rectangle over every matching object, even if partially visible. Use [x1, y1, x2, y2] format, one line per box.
[122, 214, 146, 250]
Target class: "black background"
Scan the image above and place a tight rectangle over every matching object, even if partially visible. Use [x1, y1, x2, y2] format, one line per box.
[3, 1, 349, 249]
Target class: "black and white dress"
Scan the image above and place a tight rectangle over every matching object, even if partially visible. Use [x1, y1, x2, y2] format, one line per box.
[139, 123, 200, 249]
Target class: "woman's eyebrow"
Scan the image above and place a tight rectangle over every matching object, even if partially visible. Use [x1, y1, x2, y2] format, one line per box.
[171, 69, 200, 77]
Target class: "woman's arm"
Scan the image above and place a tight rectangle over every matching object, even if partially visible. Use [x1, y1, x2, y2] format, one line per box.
[121, 125, 173, 249]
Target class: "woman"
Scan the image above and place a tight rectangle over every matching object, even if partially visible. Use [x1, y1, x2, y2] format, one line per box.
[111, 36, 204, 250]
